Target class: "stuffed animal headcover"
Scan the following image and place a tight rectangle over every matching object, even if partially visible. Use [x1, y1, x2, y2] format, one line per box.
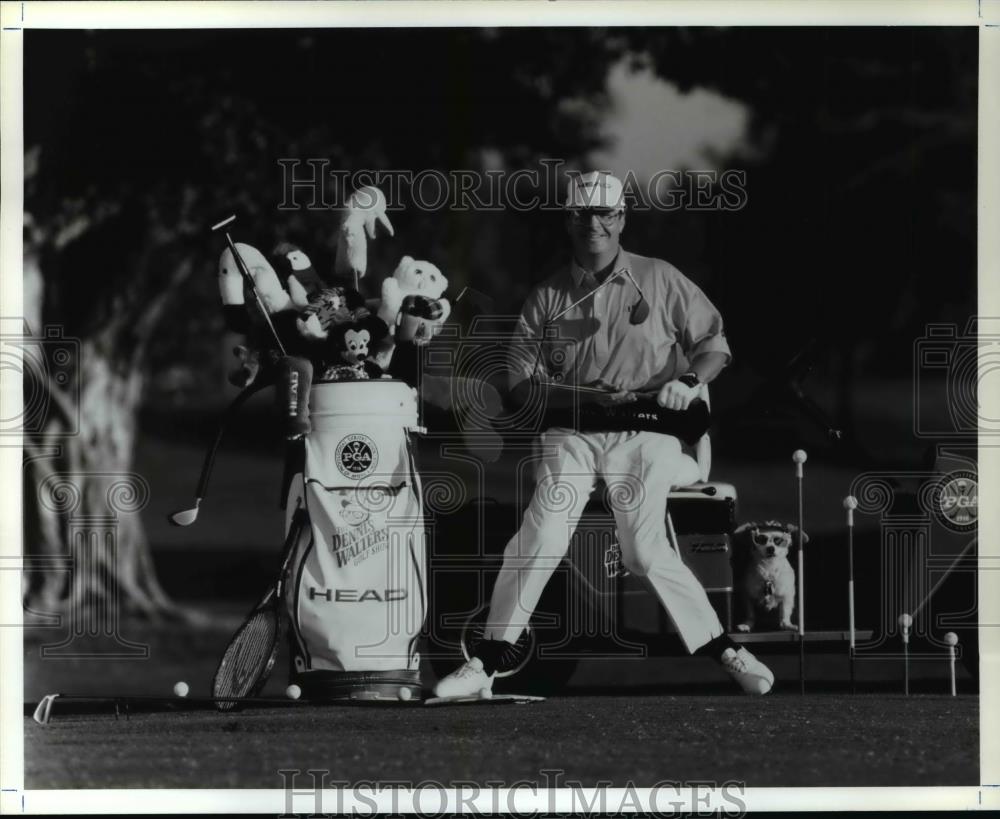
[334, 186, 395, 281]
[218, 242, 294, 314]
[378, 255, 451, 345]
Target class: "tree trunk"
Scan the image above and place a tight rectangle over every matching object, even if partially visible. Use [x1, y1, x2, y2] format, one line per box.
[24, 342, 186, 621]
[23, 255, 202, 625]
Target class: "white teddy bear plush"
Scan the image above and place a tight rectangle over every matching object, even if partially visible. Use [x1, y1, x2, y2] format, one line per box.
[378, 255, 451, 345]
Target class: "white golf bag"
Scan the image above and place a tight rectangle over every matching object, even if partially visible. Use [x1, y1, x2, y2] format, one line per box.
[283, 380, 427, 700]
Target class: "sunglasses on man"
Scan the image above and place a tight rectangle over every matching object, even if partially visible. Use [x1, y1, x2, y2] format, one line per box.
[568, 208, 624, 225]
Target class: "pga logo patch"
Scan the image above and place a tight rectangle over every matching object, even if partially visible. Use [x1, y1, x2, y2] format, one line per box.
[933, 470, 977, 533]
[335, 433, 378, 479]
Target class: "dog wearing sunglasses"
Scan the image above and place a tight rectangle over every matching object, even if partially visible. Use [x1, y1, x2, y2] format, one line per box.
[733, 521, 807, 632]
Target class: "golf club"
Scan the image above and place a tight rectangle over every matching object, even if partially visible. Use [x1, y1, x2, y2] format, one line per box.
[622, 268, 650, 324]
[547, 266, 647, 325]
[529, 266, 641, 383]
[168, 380, 267, 526]
[455, 285, 496, 314]
[543, 382, 657, 398]
[31, 691, 319, 725]
[212, 215, 287, 357]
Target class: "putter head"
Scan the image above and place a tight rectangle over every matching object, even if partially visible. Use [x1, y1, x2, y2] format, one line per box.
[168, 499, 201, 527]
[629, 297, 650, 325]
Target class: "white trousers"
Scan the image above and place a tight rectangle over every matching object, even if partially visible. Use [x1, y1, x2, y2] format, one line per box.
[484, 430, 723, 653]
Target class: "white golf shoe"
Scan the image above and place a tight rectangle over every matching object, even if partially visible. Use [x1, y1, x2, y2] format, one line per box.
[721, 647, 774, 695]
[433, 657, 496, 699]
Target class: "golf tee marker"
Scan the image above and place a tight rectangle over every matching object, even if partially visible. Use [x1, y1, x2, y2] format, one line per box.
[944, 632, 958, 696]
[898, 613, 911, 695]
[843, 495, 858, 693]
[793, 449, 807, 694]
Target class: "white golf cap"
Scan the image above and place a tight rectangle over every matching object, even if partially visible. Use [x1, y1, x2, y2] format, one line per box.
[565, 171, 625, 209]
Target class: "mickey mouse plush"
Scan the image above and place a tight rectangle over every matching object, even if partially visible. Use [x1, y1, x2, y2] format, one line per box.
[276, 295, 388, 438]
[319, 310, 390, 382]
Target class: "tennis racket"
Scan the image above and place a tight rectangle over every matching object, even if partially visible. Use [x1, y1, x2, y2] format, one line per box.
[212, 505, 307, 711]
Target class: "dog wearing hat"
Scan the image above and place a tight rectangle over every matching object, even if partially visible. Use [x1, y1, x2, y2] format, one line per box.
[733, 521, 806, 632]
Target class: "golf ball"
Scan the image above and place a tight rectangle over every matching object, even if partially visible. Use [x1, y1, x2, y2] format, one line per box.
[944, 632, 959, 646]
[478, 687, 493, 700]
[397, 687, 412, 702]
[173, 681, 189, 698]
[285, 684, 302, 700]
[898, 613, 912, 628]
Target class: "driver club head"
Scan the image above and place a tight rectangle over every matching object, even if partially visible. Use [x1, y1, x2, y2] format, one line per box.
[168, 499, 201, 527]
[629, 297, 650, 325]
[622, 269, 650, 325]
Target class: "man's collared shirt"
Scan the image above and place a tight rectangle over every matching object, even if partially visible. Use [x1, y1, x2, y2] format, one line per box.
[509, 249, 731, 393]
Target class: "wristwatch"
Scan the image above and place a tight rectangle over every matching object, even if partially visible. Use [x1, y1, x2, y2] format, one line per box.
[678, 372, 700, 389]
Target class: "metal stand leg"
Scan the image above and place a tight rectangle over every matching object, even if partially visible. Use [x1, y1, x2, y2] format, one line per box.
[799, 636, 805, 694]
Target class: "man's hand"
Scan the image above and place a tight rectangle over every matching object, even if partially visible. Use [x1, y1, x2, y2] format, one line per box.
[657, 379, 699, 411]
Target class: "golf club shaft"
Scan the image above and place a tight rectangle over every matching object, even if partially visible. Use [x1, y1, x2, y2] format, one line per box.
[549, 267, 628, 322]
[195, 381, 266, 501]
[37, 694, 297, 704]
[222, 231, 288, 357]
[543, 382, 658, 399]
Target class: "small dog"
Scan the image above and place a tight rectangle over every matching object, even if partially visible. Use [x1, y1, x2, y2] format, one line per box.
[732, 521, 807, 632]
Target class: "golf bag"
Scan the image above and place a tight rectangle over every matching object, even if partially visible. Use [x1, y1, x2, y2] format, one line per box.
[283, 380, 427, 700]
